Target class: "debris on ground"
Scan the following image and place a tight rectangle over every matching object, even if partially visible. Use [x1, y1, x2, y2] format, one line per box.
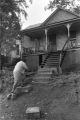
[1, 68, 80, 120]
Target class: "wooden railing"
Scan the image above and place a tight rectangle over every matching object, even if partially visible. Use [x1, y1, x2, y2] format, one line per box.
[59, 38, 80, 67]
[23, 46, 46, 54]
[67, 38, 79, 49]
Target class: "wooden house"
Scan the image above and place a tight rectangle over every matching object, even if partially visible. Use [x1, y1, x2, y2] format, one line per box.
[21, 7, 80, 73]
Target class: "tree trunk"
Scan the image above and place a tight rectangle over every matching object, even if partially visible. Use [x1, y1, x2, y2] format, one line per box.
[0, 51, 1, 76]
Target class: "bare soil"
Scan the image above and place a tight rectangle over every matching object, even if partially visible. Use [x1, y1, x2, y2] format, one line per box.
[1, 69, 80, 120]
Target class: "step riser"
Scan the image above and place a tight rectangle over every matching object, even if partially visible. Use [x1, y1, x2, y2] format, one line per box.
[47, 58, 59, 61]
[47, 60, 59, 62]
[35, 76, 51, 79]
[46, 61, 59, 64]
[35, 74, 51, 78]
[37, 72, 52, 74]
[38, 68, 55, 72]
[35, 78, 50, 81]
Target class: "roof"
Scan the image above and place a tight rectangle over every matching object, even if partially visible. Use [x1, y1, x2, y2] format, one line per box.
[41, 7, 79, 26]
[26, 23, 41, 29]
[22, 7, 80, 31]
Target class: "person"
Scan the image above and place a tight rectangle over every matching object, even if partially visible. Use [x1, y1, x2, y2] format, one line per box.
[7, 59, 28, 100]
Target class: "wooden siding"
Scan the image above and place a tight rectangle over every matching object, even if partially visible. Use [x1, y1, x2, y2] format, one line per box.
[45, 9, 77, 26]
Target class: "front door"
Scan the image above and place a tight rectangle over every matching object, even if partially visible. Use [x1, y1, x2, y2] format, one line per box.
[48, 34, 57, 52]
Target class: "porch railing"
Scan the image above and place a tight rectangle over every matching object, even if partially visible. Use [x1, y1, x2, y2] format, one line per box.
[23, 46, 46, 55]
[67, 38, 78, 49]
[59, 38, 80, 67]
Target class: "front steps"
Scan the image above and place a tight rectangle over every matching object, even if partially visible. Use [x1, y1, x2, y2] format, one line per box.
[33, 51, 63, 83]
[33, 67, 58, 83]
[41, 51, 60, 68]
[45, 52, 60, 67]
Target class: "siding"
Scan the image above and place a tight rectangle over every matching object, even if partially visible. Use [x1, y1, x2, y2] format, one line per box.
[76, 30, 80, 46]
[56, 30, 68, 50]
[22, 36, 35, 48]
[46, 9, 77, 26]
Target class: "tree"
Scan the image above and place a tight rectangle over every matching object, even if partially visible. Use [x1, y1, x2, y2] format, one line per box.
[46, 0, 80, 14]
[0, 0, 32, 72]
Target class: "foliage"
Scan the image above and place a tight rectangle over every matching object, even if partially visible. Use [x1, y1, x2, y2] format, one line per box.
[0, 0, 32, 55]
[46, 0, 80, 14]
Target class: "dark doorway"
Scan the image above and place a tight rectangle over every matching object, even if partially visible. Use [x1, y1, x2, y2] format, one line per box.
[49, 33, 57, 51]
[39, 54, 42, 66]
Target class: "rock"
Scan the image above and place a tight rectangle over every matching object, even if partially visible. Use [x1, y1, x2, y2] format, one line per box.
[26, 107, 41, 119]
[5, 104, 9, 108]
[0, 116, 5, 119]
[14, 84, 33, 95]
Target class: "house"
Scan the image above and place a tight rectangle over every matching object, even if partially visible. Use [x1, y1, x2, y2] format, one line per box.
[21, 7, 80, 73]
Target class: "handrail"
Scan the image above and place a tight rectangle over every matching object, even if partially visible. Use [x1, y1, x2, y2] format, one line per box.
[59, 37, 77, 66]
[62, 37, 77, 51]
[41, 52, 51, 68]
[61, 38, 69, 52]
[59, 38, 70, 67]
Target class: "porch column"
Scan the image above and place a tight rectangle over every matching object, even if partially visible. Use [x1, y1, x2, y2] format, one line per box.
[45, 29, 48, 51]
[65, 23, 72, 38]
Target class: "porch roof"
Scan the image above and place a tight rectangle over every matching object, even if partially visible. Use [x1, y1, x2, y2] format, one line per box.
[21, 7, 80, 38]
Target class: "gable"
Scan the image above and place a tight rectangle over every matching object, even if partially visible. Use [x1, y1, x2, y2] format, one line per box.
[42, 8, 79, 26]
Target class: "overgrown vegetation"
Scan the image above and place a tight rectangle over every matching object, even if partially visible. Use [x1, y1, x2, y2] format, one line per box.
[0, 0, 32, 72]
[46, 0, 80, 14]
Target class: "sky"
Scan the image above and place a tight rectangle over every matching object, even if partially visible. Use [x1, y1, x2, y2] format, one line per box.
[22, 0, 52, 29]
[22, 0, 80, 30]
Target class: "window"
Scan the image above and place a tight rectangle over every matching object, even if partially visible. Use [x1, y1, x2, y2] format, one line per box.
[70, 31, 77, 48]
[70, 31, 76, 39]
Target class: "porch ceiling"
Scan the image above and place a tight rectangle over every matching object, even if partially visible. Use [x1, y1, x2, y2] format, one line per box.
[48, 25, 67, 35]
[22, 25, 67, 38]
[70, 22, 80, 31]
[21, 18, 80, 38]
[22, 29, 45, 38]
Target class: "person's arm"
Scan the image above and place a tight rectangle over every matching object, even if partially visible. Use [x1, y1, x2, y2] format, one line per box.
[23, 62, 28, 70]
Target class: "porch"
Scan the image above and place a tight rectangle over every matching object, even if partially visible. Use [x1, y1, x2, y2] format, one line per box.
[22, 20, 80, 73]
[22, 21, 80, 52]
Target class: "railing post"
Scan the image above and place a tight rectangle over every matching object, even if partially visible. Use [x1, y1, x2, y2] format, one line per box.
[45, 29, 48, 51]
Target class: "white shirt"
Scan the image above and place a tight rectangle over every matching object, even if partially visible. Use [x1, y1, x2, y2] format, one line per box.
[13, 61, 28, 74]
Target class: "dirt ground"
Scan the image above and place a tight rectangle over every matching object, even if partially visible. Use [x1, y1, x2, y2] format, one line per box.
[1, 69, 80, 120]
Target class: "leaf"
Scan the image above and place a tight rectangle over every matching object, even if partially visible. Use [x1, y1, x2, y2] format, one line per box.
[46, 0, 80, 13]
[0, 0, 31, 57]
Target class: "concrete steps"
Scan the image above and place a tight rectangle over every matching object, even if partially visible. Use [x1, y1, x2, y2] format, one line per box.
[33, 51, 62, 83]
[33, 67, 56, 83]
